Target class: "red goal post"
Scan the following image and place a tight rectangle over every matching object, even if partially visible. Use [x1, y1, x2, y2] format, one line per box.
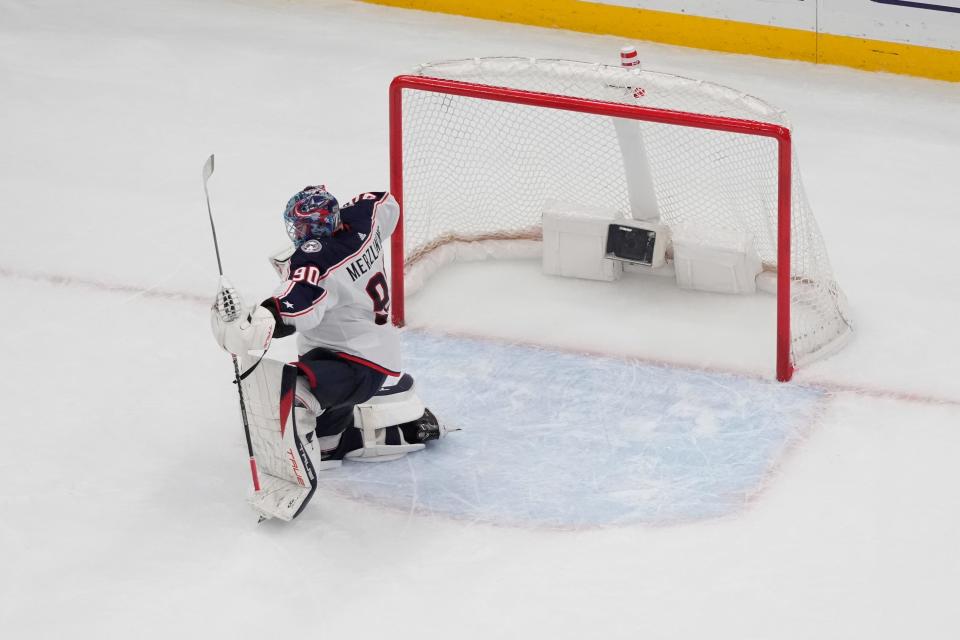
[389, 74, 796, 381]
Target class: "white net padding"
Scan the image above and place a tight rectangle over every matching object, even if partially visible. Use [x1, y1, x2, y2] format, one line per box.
[395, 57, 851, 371]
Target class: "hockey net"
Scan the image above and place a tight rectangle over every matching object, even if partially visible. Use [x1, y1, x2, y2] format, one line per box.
[389, 57, 851, 381]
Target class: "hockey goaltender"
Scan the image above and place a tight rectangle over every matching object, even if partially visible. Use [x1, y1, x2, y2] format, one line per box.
[210, 184, 454, 521]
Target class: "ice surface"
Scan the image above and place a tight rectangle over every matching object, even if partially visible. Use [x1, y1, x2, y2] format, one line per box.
[327, 331, 825, 527]
[1, 0, 959, 638]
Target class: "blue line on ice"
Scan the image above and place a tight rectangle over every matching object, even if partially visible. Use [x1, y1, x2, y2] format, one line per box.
[321, 331, 826, 527]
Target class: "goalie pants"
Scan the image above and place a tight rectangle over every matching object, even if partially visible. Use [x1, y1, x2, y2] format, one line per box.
[296, 347, 388, 443]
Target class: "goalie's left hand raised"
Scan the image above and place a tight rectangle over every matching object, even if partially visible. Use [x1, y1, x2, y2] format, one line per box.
[211, 298, 276, 356]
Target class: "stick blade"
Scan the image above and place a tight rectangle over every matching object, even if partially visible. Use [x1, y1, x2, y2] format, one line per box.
[202, 154, 215, 182]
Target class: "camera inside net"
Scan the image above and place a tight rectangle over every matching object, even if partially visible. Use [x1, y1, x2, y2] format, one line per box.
[605, 224, 658, 265]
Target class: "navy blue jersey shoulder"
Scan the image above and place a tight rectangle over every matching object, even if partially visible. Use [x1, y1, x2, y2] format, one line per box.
[288, 191, 388, 277]
[340, 191, 388, 234]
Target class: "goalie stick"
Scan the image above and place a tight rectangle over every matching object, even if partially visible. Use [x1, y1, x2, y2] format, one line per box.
[202, 154, 263, 497]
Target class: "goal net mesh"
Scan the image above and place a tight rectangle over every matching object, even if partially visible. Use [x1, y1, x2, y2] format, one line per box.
[397, 57, 851, 368]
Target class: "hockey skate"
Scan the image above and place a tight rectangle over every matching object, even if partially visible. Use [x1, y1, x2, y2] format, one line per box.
[345, 375, 458, 462]
[400, 407, 459, 444]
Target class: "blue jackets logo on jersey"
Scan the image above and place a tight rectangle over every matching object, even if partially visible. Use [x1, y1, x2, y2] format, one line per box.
[301, 239, 322, 253]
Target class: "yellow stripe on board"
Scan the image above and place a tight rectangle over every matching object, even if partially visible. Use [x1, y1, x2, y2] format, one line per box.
[361, 0, 960, 83]
[818, 32, 960, 82]
[364, 0, 817, 62]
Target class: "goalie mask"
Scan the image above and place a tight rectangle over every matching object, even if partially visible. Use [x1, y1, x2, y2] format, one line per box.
[284, 185, 340, 247]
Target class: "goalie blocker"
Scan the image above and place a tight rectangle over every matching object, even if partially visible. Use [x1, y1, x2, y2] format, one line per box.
[238, 354, 451, 522]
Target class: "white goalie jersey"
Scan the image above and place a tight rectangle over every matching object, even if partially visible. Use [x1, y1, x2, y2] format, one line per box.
[268, 192, 401, 376]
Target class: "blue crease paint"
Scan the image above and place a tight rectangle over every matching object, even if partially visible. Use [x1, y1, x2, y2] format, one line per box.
[320, 331, 826, 528]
